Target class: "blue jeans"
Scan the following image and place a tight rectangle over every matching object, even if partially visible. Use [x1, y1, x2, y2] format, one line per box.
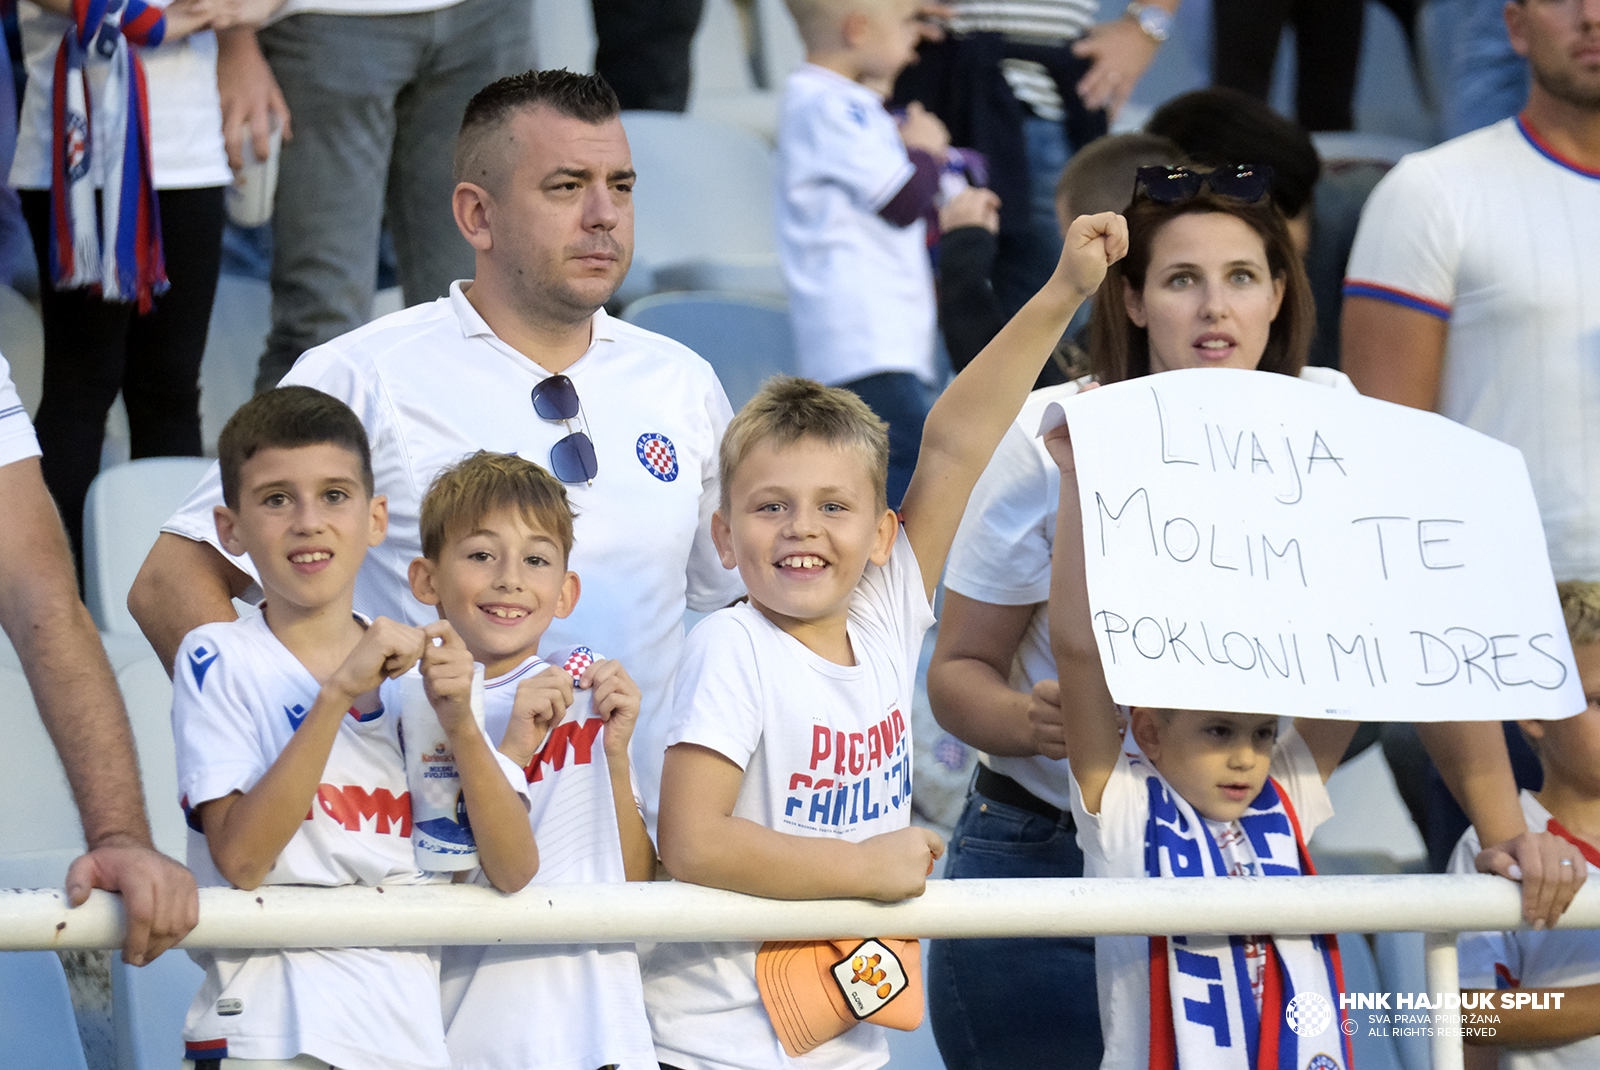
[928, 785, 1104, 1070]
[994, 115, 1070, 318]
[841, 371, 932, 511]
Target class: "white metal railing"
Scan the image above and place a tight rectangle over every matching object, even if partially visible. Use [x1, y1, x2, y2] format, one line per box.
[6, 875, 1594, 1070]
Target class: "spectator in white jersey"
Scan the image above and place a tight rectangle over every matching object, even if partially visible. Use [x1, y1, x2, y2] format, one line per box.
[129, 70, 744, 833]
[1341, 0, 1600, 911]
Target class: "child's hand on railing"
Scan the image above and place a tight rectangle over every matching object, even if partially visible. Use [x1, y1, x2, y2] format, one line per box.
[859, 826, 945, 901]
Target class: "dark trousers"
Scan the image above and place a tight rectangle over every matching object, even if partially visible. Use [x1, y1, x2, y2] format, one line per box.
[591, 0, 705, 112]
[20, 185, 224, 580]
[1213, 0, 1367, 131]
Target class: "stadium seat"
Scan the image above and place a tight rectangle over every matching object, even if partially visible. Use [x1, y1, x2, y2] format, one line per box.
[1373, 930, 1430, 1070]
[621, 291, 794, 411]
[0, 657, 88, 889]
[0, 952, 91, 1070]
[111, 952, 204, 1070]
[1337, 933, 1404, 1070]
[82, 457, 215, 636]
[616, 111, 782, 308]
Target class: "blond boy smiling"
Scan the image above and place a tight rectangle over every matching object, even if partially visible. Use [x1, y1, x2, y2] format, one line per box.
[645, 211, 1128, 1070]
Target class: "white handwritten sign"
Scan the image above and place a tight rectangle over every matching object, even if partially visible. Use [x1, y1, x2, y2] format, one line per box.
[1059, 368, 1582, 722]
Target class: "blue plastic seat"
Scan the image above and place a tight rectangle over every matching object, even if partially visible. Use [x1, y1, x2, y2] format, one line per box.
[622, 291, 796, 412]
[0, 952, 91, 1070]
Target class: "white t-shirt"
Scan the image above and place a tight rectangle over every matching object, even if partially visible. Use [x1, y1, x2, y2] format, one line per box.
[0, 355, 42, 469]
[9, 1, 230, 190]
[1343, 116, 1600, 582]
[441, 651, 657, 1070]
[777, 64, 936, 387]
[161, 286, 745, 830]
[1068, 729, 1333, 1070]
[173, 612, 457, 1070]
[1451, 791, 1600, 1070]
[643, 527, 936, 1070]
[945, 368, 1355, 812]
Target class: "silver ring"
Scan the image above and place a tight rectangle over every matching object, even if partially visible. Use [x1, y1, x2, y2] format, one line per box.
[1561, 859, 1575, 866]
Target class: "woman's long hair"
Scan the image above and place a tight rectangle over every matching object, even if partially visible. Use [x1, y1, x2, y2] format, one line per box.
[1087, 186, 1314, 384]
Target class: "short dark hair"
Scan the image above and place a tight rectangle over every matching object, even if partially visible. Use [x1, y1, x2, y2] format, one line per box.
[1146, 88, 1321, 219]
[420, 451, 576, 565]
[1054, 132, 1185, 219]
[217, 387, 373, 509]
[454, 69, 621, 189]
[1087, 187, 1314, 384]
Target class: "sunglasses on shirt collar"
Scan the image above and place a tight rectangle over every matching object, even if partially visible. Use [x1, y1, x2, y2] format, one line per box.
[530, 373, 598, 485]
[1133, 164, 1275, 205]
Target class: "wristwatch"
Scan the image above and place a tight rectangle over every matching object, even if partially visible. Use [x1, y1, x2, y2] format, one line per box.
[1124, 1, 1172, 42]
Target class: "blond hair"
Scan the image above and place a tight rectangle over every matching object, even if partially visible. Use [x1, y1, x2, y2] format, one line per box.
[785, 0, 898, 51]
[1559, 580, 1600, 648]
[720, 376, 890, 512]
[420, 451, 575, 563]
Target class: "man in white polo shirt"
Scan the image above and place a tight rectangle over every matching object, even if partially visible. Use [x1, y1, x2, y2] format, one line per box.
[129, 70, 744, 829]
[1341, 0, 1600, 895]
[0, 354, 197, 968]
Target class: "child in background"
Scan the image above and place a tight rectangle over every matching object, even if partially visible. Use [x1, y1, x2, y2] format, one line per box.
[938, 130, 1184, 381]
[644, 192, 1126, 1069]
[778, 0, 952, 508]
[173, 388, 535, 1070]
[1453, 580, 1600, 1070]
[1045, 413, 1358, 1070]
[406, 451, 657, 1070]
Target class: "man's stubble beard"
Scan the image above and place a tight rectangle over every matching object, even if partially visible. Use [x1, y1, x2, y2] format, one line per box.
[510, 236, 632, 331]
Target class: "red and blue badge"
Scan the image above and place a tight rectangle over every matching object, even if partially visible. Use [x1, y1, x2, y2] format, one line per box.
[636, 432, 679, 482]
[562, 646, 596, 683]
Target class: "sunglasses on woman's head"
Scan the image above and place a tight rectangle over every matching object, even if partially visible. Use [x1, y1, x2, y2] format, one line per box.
[1133, 165, 1274, 205]
[530, 374, 598, 485]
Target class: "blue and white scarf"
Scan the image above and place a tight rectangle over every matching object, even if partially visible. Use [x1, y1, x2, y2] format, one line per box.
[1135, 749, 1353, 1070]
[50, 0, 168, 311]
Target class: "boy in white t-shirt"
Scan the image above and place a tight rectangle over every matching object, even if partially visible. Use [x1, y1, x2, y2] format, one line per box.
[1451, 581, 1600, 1070]
[173, 388, 537, 1070]
[405, 451, 657, 1070]
[779, 0, 954, 506]
[1043, 415, 1359, 1070]
[645, 212, 1129, 1070]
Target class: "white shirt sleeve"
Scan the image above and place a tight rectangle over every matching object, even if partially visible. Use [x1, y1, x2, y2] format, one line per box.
[172, 627, 272, 812]
[1342, 153, 1461, 318]
[854, 525, 939, 671]
[664, 612, 768, 770]
[945, 421, 1055, 607]
[685, 375, 745, 613]
[1070, 749, 1149, 877]
[789, 82, 915, 212]
[0, 354, 41, 469]
[1268, 726, 1335, 839]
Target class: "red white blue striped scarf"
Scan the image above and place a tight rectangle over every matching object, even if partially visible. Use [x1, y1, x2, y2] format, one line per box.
[50, 0, 168, 311]
[1135, 751, 1354, 1070]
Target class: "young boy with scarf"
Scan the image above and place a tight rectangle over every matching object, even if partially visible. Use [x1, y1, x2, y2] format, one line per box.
[1044, 413, 1358, 1070]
